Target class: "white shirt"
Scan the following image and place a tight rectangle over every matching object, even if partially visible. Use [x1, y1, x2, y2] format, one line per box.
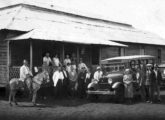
[66, 65, 71, 73]
[52, 71, 64, 87]
[93, 71, 103, 81]
[43, 57, 52, 66]
[53, 57, 60, 66]
[154, 70, 158, 78]
[64, 58, 71, 66]
[20, 65, 33, 81]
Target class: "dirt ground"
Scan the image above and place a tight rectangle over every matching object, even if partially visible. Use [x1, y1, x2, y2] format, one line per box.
[1, 91, 165, 120]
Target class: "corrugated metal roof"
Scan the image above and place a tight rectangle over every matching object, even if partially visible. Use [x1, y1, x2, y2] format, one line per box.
[0, 6, 22, 30]
[6, 27, 127, 47]
[0, 1, 132, 27]
[1, 4, 165, 46]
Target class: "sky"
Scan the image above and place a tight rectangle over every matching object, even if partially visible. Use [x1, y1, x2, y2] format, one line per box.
[1, 0, 165, 38]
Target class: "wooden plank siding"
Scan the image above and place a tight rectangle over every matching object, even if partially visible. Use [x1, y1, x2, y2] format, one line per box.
[0, 31, 8, 87]
[101, 47, 120, 60]
[161, 47, 165, 63]
[125, 44, 140, 56]
[101, 43, 165, 64]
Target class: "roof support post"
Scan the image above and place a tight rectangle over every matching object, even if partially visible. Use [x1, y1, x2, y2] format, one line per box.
[99, 46, 102, 65]
[7, 40, 10, 81]
[62, 44, 65, 63]
[30, 40, 33, 71]
[77, 45, 79, 64]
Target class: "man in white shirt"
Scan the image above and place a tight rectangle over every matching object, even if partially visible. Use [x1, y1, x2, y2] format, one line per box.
[52, 54, 61, 67]
[52, 67, 64, 87]
[19, 60, 33, 82]
[93, 66, 103, 82]
[43, 53, 52, 66]
[64, 54, 71, 66]
[61, 65, 70, 97]
[87, 66, 103, 89]
[52, 67, 64, 98]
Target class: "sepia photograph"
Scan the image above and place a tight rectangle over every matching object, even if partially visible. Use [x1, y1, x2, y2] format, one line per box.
[0, 0, 165, 120]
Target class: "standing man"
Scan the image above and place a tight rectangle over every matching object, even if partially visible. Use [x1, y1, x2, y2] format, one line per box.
[19, 59, 33, 82]
[52, 67, 64, 98]
[149, 65, 156, 103]
[87, 66, 102, 90]
[77, 67, 87, 98]
[64, 54, 71, 66]
[145, 64, 151, 102]
[43, 52, 52, 66]
[43, 52, 52, 75]
[154, 64, 162, 102]
[52, 54, 61, 67]
[139, 64, 147, 102]
[146, 64, 156, 103]
[61, 65, 70, 98]
[93, 66, 103, 82]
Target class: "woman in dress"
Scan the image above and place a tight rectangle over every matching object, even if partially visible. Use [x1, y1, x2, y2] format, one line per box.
[68, 65, 78, 97]
[123, 68, 133, 104]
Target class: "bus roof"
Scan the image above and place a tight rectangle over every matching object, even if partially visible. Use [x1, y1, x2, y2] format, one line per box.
[101, 55, 155, 64]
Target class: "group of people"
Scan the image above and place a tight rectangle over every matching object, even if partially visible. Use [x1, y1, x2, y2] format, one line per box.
[19, 53, 163, 103]
[42, 53, 88, 72]
[123, 63, 162, 104]
[19, 52, 94, 99]
[19, 52, 105, 100]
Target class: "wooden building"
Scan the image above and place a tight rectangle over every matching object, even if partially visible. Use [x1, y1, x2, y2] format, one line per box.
[0, 3, 126, 87]
[0, 2, 165, 88]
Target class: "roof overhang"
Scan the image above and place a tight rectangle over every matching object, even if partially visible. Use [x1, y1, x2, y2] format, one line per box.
[6, 28, 127, 47]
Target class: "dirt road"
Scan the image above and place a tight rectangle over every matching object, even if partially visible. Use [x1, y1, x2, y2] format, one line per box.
[1, 92, 165, 120]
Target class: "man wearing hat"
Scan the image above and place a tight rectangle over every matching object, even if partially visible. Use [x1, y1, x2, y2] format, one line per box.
[145, 64, 156, 103]
[19, 59, 33, 82]
[154, 64, 162, 102]
[93, 66, 103, 82]
[77, 66, 87, 98]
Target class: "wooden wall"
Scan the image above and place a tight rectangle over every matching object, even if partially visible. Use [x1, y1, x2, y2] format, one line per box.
[125, 44, 140, 56]
[161, 47, 165, 63]
[0, 31, 8, 87]
[101, 47, 120, 60]
[101, 43, 165, 64]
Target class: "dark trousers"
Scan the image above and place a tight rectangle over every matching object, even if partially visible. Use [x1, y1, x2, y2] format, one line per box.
[77, 83, 86, 98]
[62, 84, 70, 98]
[145, 85, 150, 101]
[140, 85, 146, 101]
[149, 85, 155, 102]
[54, 79, 63, 99]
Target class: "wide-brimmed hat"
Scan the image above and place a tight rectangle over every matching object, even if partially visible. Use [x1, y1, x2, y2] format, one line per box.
[96, 66, 101, 70]
[146, 64, 153, 67]
[125, 68, 130, 73]
[154, 64, 158, 68]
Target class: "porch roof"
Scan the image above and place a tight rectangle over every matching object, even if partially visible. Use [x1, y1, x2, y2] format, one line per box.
[6, 27, 127, 47]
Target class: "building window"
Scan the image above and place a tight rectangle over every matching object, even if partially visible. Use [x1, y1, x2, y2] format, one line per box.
[140, 46, 145, 55]
[158, 49, 161, 63]
[119, 48, 125, 56]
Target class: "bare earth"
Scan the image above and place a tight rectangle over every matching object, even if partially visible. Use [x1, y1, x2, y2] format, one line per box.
[1, 91, 165, 120]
